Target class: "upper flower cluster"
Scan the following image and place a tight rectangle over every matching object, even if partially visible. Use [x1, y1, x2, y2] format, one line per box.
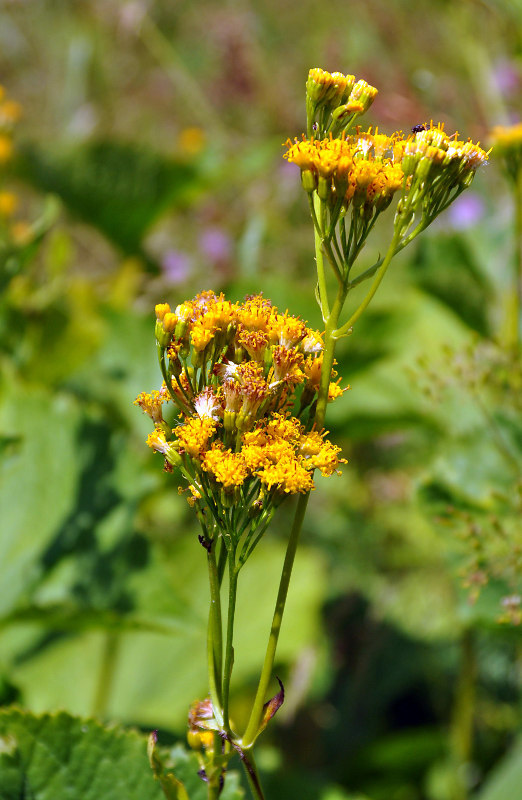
[289, 68, 489, 256]
[136, 292, 346, 528]
[285, 123, 488, 220]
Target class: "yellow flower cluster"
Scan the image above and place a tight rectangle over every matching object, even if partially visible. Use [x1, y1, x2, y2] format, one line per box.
[136, 292, 347, 506]
[490, 122, 522, 181]
[0, 86, 22, 231]
[490, 122, 522, 152]
[285, 132, 404, 212]
[306, 68, 378, 115]
[285, 123, 488, 214]
[401, 123, 489, 184]
[0, 85, 21, 166]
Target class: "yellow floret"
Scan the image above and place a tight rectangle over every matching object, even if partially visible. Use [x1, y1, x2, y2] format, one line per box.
[202, 446, 248, 488]
[176, 417, 217, 458]
[258, 456, 314, 494]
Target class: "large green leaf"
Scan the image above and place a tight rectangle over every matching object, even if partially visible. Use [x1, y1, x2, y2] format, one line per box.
[16, 141, 201, 260]
[410, 234, 492, 336]
[0, 708, 163, 800]
[0, 708, 245, 800]
[0, 382, 82, 618]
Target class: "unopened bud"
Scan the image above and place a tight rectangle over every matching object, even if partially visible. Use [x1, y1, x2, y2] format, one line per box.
[155, 303, 170, 321]
[155, 319, 172, 347]
[317, 175, 332, 202]
[301, 169, 316, 193]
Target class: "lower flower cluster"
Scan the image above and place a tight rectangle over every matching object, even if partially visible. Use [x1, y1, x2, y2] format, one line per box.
[136, 291, 346, 546]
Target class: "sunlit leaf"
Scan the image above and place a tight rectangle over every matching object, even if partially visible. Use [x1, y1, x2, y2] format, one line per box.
[0, 708, 162, 800]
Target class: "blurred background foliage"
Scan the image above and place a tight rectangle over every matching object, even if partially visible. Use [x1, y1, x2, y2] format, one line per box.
[0, 1, 521, 799]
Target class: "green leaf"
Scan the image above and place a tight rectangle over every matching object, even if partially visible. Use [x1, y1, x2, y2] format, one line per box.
[477, 738, 522, 800]
[0, 383, 83, 618]
[0, 604, 196, 637]
[0, 196, 60, 290]
[9, 539, 325, 729]
[150, 742, 244, 800]
[410, 234, 492, 336]
[16, 141, 200, 260]
[0, 707, 163, 800]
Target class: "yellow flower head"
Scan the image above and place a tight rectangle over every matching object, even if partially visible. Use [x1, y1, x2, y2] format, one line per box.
[490, 122, 522, 152]
[306, 68, 354, 107]
[0, 191, 18, 217]
[134, 389, 167, 423]
[176, 417, 217, 459]
[202, 445, 248, 489]
[258, 455, 315, 494]
[0, 135, 13, 163]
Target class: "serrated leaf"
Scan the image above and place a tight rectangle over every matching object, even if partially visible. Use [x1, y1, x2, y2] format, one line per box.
[151, 743, 244, 800]
[0, 708, 163, 800]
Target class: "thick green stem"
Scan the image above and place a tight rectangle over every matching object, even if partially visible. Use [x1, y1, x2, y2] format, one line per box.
[207, 548, 224, 727]
[223, 550, 238, 732]
[92, 632, 120, 718]
[241, 491, 310, 748]
[312, 194, 330, 319]
[207, 735, 223, 800]
[450, 629, 476, 800]
[315, 286, 346, 428]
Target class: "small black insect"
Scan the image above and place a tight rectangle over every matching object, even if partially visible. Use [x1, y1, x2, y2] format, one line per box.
[198, 534, 213, 553]
[411, 123, 427, 133]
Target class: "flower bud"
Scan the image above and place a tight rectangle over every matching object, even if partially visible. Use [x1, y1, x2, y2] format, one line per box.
[155, 303, 170, 321]
[317, 175, 332, 201]
[301, 169, 316, 193]
[155, 319, 172, 347]
[348, 80, 378, 114]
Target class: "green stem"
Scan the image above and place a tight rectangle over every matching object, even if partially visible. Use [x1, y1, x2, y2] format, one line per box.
[207, 738, 223, 800]
[312, 193, 330, 319]
[513, 170, 522, 348]
[240, 748, 266, 800]
[450, 629, 476, 800]
[207, 547, 224, 728]
[241, 491, 310, 749]
[334, 227, 401, 339]
[223, 550, 238, 732]
[315, 285, 346, 428]
[217, 537, 228, 586]
[92, 632, 120, 718]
